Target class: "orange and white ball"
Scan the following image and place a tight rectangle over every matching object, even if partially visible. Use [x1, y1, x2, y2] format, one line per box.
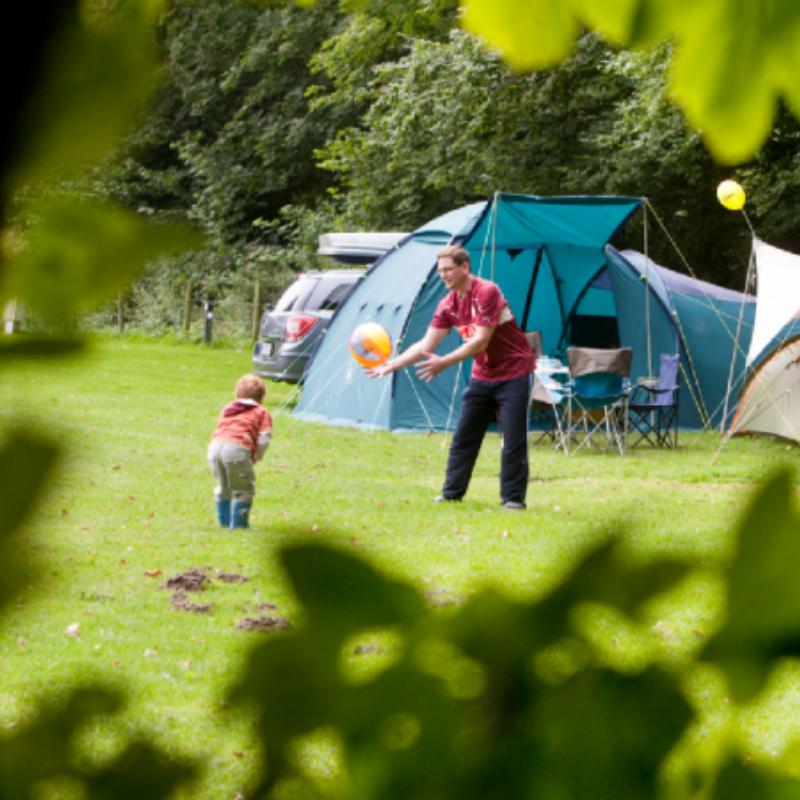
[349, 322, 392, 367]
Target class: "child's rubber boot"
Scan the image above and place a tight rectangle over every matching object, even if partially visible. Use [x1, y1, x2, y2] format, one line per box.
[230, 501, 251, 529]
[215, 499, 231, 527]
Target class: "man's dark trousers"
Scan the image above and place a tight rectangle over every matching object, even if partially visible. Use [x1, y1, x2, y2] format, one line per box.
[441, 375, 531, 503]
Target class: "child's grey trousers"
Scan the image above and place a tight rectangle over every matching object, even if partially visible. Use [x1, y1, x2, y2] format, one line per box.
[207, 440, 256, 503]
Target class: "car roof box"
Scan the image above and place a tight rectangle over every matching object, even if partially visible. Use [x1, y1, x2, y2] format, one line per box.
[317, 232, 407, 265]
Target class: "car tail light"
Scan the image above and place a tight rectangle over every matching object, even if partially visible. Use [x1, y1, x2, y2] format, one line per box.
[284, 314, 318, 342]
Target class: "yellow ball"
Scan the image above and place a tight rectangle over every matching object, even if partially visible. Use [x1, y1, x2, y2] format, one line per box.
[717, 179, 746, 211]
[349, 322, 392, 367]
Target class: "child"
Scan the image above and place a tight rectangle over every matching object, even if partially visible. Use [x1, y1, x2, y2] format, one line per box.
[208, 374, 272, 528]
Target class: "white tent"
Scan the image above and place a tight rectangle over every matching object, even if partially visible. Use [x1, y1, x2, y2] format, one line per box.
[730, 239, 800, 443]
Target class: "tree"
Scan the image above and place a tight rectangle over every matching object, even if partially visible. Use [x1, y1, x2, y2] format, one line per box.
[317, 32, 631, 229]
[102, 0, 346, 249]
[461, 0, 800, 166]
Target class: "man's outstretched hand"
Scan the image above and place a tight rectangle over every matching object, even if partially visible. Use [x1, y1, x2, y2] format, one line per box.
[416, 352, 448, 382]
[366, 361, 395, 379]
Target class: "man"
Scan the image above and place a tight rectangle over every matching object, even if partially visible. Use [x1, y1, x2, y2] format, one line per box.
[368, 246, 535, 509]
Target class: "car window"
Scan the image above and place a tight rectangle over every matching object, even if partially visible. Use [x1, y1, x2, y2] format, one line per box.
[274, 276, 319, 312]
[314, 279, 358, 311]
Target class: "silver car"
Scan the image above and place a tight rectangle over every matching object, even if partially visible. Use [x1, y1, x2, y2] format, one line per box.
[252, 269, 363, 383]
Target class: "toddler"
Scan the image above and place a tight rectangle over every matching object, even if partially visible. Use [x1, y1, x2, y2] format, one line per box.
[208, 374, 272, 528]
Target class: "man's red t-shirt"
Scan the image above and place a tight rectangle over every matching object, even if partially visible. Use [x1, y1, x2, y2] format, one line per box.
[430, 275, 535, 382]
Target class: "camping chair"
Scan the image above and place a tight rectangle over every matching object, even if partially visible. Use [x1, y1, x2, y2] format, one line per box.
[530, 357, 570, 449]
[627, 353, 680, 448]
[525, 330, 543, 361]
[563, 347, 633, 455]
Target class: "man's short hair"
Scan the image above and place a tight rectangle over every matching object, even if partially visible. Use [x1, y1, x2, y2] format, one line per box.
[437, 246, 470, 266]
[236, 373, 266, 402]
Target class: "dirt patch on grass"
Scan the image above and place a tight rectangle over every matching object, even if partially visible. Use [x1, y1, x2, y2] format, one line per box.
[171, 590, 212, 614]
[217, 571, 249, 583]
[236, 615, 292, 633]
[160, 568, 210, 592]
[158, 567, 273, 622]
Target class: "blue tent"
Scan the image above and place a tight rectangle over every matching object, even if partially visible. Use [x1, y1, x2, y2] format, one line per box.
[605, 247, 754, 428]
[295, 194, 753, 431]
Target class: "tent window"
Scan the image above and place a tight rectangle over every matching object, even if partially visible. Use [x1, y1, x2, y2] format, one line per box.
[568, 315, 620, 348]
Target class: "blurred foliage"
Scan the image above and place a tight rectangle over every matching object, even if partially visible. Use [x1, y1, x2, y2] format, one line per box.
[5, 0, 800, 797]
[8, 0, 162, 194]
[0, 0, 198, 334]
[0, 686, 195, 798]
[0, 0, 199, 793]
[461, 0, 800, 165]
[702, 471, 800, 702]
[228, 469, 800, 799]
[1, 196, 197, 329]
[0, 434, 58, 610]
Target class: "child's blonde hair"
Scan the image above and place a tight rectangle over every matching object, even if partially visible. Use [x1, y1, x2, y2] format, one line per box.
[236, 374, 266, 403]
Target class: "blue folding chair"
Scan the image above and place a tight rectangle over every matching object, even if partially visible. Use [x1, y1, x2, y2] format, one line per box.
[628, 353, 680, 448]
[563, 347, 633, 455]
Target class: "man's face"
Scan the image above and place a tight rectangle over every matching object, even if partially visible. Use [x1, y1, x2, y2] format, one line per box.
[437, 256, 468, 290]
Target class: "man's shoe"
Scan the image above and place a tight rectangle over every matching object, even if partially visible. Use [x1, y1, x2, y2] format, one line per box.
[501, 500, 527, 510]
[434, 495, 461, 503]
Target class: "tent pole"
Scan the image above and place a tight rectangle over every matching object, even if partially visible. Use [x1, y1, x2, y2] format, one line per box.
[521, 247, 543, 331]
[643, 205, 653, 378]
[720, 236, 757, 431]
[490, 192, 499, 282]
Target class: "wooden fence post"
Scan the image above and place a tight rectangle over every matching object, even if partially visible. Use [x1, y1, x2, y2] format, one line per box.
[252, 279, 262, 341]
[182, 280, 192, 335]
[116, 291, 125, 334]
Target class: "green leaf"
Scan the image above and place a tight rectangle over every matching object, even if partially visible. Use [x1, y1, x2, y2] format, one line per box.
[461, 0, 579, 69]
[524, 667, 692, 799]
[0, 337, 83, 364]
[1, 199, 199, 328]
[0, 433, 58, 609]
[0, 686, 195, 796]
[11, 1, 164, 189]
[281, 543, 427, 633]
[573, 0, 642, 43]
[710, 756, 800, 799]
[702, 469, 800, 701]
[0, 686, 121, 787]
[660, 0, 797, 164]
[230, 633, 345, 750]
[0, 432, 57, 539]
[85, 741, 196, 800]
[545, 538, 689, 618]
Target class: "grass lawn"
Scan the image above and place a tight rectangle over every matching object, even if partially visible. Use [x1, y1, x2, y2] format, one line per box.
[0, 336, 798, 797]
